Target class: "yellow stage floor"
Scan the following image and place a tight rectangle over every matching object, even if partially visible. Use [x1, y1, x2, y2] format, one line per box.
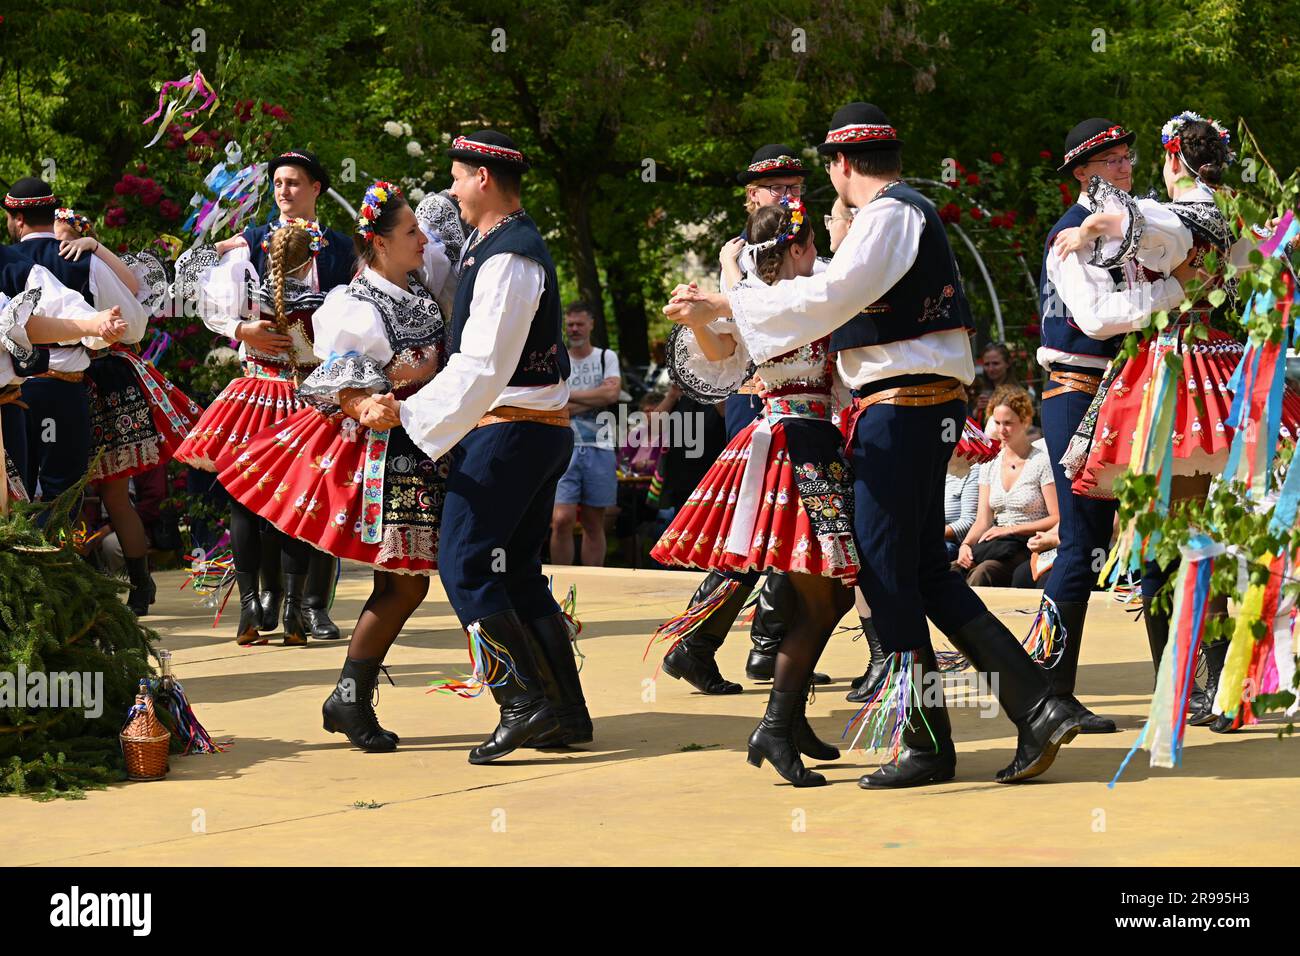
[4, 566, 1296, 866]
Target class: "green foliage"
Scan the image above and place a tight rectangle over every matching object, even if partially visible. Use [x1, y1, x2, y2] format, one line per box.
[0, 480, 157, 799]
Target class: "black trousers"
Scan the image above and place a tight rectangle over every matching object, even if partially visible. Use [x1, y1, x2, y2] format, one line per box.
[22, 377, 91, 503]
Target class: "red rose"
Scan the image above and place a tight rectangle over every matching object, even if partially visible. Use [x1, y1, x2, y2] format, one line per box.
[116, 242, 128, 253]
[965, 173, 980, 186]
[1040, 150, 1053, 160]
[160, 199, 182, 221]
[1025, 323, 1041, 336]
[1004, 210, 1018, 224]
[136, 163, 148, 174]
[990, 152, 1004, 165]
[938, 202, 961, 223]
[969, 207, 984, 220]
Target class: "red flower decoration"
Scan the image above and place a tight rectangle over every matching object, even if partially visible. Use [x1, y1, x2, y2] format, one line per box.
[969, 207, 984, 220]
[1039, 150, 1053, 160]
[938, 202, 961, 224]
[990, 152, 1004, 165]
[965, 173, 980, 186]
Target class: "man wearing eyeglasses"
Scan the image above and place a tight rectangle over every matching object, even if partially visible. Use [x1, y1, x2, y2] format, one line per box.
[655, 144, 832, 695]
[1035, 118, 1189, 734]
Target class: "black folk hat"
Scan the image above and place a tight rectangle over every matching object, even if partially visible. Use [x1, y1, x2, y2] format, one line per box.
[817, 102, 903, 154]
[3, 176, 58, 214]
[1058, 119, 1136, 174]
[737, 144, 808, 185]
[446, 130, 530, 174]
[268, 150, 332, 192]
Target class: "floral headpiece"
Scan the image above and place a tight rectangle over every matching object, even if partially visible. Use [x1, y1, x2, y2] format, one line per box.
[55, 207, 93, 235]
[357, 181, 402, 242]
[261, 216, 326, 255]
[1161, 110, 1236, 165]
[739, 196, 809, 275]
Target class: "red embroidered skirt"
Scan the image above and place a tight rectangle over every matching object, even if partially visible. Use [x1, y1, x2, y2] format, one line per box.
[86, 348, 203, 482]
[1072, 326, 1300, 498]
[215, 405, 446, 574]
[174, 364, 303, 472]
[651, 407, 859, 581]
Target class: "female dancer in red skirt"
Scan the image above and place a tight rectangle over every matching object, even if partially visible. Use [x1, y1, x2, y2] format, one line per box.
[54, 209, 202, 614]
[655, 198, 858, 787]
[217, 182, 453, 752]
[1054, 112, 1300, 731]
[174, 219, 330, 644]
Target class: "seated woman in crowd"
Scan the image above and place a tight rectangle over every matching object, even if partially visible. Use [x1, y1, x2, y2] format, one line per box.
[954, 385, 1058, 586]
[943, 463, 980, 561]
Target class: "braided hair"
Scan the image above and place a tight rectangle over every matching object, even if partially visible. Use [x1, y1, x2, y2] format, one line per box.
[745, 201, 814, 286]
[267, 223, 314, 382]
[1178, 119, 1231, 187]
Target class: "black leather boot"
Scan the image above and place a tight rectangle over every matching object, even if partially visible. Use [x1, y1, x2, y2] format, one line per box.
[846, 617, 889, 703]
[523, 612, 593, 747]
[1049, 600, 1117, 734]
[946, 612, 1081, 783]
[124, 555, 156, 617]
[860, 645, 957, 788]
[1143, 587, 1169, 677]
[744, 573, 830, 684]
[234, 571, 264, 646]
[660, 572, 746, 695]
[746, 689, 828, 787]
[321, 656, 396, 752]
[281, 572, 309, 646]
[1188, 639, 1222, 726]
[302, 550, 341, 639]
[794, 683, 839, 762]
[468, 610, 560, 764]
[257, 531, 283, 632]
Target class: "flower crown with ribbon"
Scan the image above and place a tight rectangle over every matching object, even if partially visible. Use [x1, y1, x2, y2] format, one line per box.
[356, 181, 402, 242]
[55, 207, 93, 235]
[1161, 110, 1236, 165]
[261, 216, 327, 255]
[739, 196, 808, 275]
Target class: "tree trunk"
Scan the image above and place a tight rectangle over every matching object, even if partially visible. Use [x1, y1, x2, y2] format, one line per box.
[558, 179, 608, 347]
[605, 253, 649, 367]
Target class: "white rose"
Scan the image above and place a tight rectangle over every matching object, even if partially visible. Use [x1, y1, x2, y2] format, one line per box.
[406, 140, 423, 157]
[206, 346, 239, 366]
[440, 131, 451, 144]
[402, 122, 413, 137]
[422, 170, 435, 182]
[383, 121, 403, 138]
[409, 188, 426, 203]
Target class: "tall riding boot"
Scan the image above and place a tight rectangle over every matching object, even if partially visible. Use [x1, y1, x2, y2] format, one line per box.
[124, 555, 156, 617]
[793, 682, 839, 762]
[744, 573, 830, 684]
[1051, 601, 1117, 734]
[302, 550, 341, 640]
[257, 531, 283, 633]
[746, 688, 828, 787]
[524, 612, 593, 747]
[661, 571, 747, 695]
[846, 617, 890, 703]
[281, 572, 309, 646]
[468, 610, 560, 764]
[860, 645, 957, 788]
[1142, 589, 1169, 678]
[234, 571, 264, 646]
[946, 612, 1082, 784]
[321, 656, 396, 752]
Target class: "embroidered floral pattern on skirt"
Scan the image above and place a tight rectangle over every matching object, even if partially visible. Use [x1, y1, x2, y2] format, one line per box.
[215, 406, 447, 574]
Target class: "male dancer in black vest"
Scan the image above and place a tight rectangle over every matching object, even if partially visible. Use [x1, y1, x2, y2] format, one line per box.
[379, 130, 588, 762]
[667, 103, 1083, 786]
[4, 177, 144, 509]
[1037, 120, 1192, 733]
[660, 144, 829, 694]
[213, 150, 354, 640]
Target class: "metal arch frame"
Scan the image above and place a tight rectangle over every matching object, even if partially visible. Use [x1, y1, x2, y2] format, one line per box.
[904, 177, 1006, 342]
